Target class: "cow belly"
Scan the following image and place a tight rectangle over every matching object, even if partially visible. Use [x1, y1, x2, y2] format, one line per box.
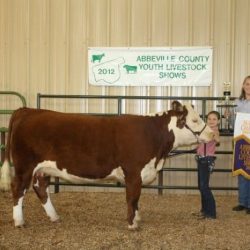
[33, 161, 125, 184]
[33, 159, 164, 186]
[140, 158, 164, 185]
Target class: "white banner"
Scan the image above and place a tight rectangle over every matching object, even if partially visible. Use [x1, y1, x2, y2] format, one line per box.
[88, 47, 213, 86]
[234, 112, 250, 138]
[233, 112, 250, 179]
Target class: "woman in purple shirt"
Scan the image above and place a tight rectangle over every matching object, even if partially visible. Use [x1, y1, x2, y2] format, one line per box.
[233, 75, 250, 214]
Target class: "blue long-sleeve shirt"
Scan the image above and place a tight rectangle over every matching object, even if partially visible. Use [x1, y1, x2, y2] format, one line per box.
[236, 99, 250, 113]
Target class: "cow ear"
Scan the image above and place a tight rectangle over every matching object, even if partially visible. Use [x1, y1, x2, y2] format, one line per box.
[171, 101, 183, 111]
[176, 107, 188, 128]
[177, 114, 186, 128]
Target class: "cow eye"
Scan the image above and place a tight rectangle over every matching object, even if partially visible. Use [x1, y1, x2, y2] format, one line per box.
[192, 119, 198, 123]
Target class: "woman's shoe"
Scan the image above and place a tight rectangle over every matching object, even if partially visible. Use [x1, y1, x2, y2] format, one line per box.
[246, 208, 250, 214]
[232, 205, 246, 211]
[197, 214, 216, 220]
[204, 215, 216, 220]
[191, 211, 204, 217]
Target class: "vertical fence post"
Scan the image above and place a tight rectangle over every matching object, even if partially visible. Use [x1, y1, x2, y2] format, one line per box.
[0, 91, 26, 169]
[158, 169, 163, 195]
[0, 129, 6, 163]
[54, 177, 60, 193]
[117, 97, 122, 115]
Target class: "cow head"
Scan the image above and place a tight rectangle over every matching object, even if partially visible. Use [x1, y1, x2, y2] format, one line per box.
[170, 101, 214, 147]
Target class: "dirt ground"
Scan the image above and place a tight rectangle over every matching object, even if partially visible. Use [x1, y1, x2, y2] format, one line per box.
[0, 190, 249, 250]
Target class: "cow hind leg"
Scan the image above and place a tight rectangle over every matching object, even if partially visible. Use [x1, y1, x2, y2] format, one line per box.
[125, 175, 142, 230]
[11, 174, 31, 227]
[33, 174, 60, 223]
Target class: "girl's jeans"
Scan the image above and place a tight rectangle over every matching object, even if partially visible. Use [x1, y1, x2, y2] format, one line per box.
[196, 156, 216, 218]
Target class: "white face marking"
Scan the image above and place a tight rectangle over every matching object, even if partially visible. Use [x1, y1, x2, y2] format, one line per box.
[168, 103, 214, 147]
[42, 188, 59, 222]
[33, 161, 126, 184]
[168, 113, 213, 148]
[184, 104, 214, 143]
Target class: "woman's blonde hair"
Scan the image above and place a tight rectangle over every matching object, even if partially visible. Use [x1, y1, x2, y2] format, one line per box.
[239, 75, 250, 100]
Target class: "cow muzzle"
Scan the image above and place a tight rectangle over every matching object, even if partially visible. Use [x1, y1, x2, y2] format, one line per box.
[197, 126, 215, 143]
[185, 124, 214, 143]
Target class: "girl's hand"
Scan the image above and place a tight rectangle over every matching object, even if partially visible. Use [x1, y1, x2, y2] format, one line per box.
[214, 130, 220, 143]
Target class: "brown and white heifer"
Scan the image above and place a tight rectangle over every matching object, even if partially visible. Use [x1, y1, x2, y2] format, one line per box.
[0, 101, 214, 229]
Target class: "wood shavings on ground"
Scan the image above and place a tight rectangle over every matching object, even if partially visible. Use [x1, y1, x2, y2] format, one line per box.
[0, 191, 249, 250]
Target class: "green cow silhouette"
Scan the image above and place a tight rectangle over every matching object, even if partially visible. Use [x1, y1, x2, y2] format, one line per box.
[123, 65, 137, 73]
[92, 53, 105, 63]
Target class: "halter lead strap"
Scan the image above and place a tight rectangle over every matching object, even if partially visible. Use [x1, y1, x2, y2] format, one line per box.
[184, 123, 207, 137]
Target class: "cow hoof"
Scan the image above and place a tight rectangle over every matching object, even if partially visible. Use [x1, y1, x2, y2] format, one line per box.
[14, 220, 25, 228]
[51, 216, 60, 223]
[128, 222, 139, 230]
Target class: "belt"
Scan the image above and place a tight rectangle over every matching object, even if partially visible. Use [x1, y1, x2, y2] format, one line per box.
[196, 155, 206, 159]
[195, 155, 216, 160]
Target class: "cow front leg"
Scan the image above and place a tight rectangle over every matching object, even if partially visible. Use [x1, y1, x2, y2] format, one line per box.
[33, 174, 60, 223]
[125, 176, 142, 230]
[11, 176, 28, 227]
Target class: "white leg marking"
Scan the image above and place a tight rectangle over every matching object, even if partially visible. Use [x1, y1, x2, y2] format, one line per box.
[135, 210, 141, 222]
[13, 196, 25, 227]
[42, 188, 60, 222]
[128, 217, 139, 230]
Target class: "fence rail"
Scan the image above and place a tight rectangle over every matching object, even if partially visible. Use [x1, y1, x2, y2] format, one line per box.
[0, 91, 26, 165]
[37, 93, 237, 194]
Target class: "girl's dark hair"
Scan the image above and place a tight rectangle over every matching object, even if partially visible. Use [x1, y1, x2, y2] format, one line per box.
[239, 75, 250, 100]
[207, 110, 220, 120]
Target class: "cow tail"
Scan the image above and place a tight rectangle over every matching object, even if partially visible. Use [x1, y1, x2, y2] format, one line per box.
[0, 110, 15, 191]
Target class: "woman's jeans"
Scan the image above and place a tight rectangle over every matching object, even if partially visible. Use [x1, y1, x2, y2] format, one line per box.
[196, 156, 216, 218]
[238, 175, 250, 208]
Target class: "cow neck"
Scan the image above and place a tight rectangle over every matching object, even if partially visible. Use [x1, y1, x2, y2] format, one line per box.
[155, 113, 174, 161]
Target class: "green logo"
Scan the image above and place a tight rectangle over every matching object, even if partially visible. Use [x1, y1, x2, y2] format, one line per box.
[123, 65, 137, 74]
[92, 53, 105, 63]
